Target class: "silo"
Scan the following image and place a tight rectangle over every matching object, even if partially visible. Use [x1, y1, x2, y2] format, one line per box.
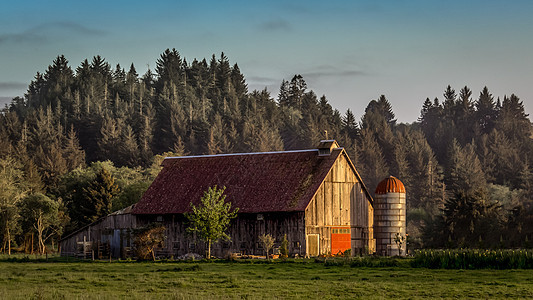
[374, 176, 406, 256]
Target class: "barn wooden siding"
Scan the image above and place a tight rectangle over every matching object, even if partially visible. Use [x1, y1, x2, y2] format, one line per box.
[60, 213, 136, 258]
[305, 152, 375, 256]
[136, 212, 306, 258]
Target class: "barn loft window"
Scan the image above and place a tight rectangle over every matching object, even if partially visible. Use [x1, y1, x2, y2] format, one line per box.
[257, 214, 264, 221]
[156, 215, 163, 222]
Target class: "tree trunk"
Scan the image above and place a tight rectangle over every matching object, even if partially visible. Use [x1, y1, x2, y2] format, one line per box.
[207, 239, 211, 259]
[7, 226, 11, 255]
[38, 214, 44, 255]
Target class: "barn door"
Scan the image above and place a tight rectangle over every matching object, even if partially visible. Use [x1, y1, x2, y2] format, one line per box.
[306, 234, 319, 257]
[331, 228, 351, 255]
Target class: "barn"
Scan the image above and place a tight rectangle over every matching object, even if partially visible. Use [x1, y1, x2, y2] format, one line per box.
[131, 140, 375, 257]
[60, 140, 377, 258]
[59, 205, 136, 259]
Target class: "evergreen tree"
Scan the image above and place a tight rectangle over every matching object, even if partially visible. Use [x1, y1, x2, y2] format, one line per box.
[287, 74, 307, 109]
[475, 86, 497, 134]
[63, 125, 86, 171]
[82, 166, 120, 224]
[356, 129, 389, 193]
[341, 109, 359, 139]
[446, 140, 486, 195]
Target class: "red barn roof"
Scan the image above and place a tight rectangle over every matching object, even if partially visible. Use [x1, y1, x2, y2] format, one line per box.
[133, 147, 358, 215]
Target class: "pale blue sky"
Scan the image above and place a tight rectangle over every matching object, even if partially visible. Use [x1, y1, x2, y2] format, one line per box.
[1, 0, 532, 122]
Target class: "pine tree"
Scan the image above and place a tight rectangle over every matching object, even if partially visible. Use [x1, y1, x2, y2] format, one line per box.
[356, 129, 389, 193]
[287, 74, 307, 109]
[496, 94, 531, 146]
[63, 125, 86, 171]
[277, 79, 290, 107]
[82, 167, 120, 224]
[475, 86, 497, 134]
[341, 109, 359, 139]
[119, 125, 140, 167]
[446, 140, 486, 195]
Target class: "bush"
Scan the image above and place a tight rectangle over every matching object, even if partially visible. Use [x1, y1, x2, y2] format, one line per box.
[132, 223, 166, 261]
[279, 234, 288, 258]
[412, 249, 533, 269]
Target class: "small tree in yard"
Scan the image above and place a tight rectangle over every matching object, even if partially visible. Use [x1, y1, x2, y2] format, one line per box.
[259, 234, 275, 260]
[185, 186, 238, 259]
[133, 223, 166, 261]
[394, 232, 405, 256]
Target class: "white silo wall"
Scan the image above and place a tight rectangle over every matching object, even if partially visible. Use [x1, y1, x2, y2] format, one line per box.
[374, 192, 406, 256]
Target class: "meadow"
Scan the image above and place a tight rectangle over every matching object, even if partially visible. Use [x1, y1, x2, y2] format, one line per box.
[0, 256, 532, 299]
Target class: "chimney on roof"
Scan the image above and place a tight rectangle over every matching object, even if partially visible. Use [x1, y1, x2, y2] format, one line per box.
[317, 140, 340, 156]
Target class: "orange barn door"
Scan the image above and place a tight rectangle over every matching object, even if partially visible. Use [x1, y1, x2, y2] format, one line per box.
[331, 228, 351, 255]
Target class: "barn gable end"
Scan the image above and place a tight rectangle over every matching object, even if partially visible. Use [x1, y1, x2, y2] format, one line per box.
[304, 149, 375, 256]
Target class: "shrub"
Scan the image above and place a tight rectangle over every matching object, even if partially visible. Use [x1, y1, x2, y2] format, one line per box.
[279, 234, 288, 258]
[412, 249, 533, 269]
[132, 223, 166, 261]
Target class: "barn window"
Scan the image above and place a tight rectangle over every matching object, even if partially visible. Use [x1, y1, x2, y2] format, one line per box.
[156, 215, 163, 222]
[257, 214, 264, 221]
[222, 242, 230, 249]
[240, 242, 247, 249]
[256, 242, 263, 249]
[173, 242, 180, 250]
[293, 241, 300, 248]
[188, 243, 196, 250]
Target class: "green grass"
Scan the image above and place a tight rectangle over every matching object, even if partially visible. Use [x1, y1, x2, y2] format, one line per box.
[0, 258, 532, 299]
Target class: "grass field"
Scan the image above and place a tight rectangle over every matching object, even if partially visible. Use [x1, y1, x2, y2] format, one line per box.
[0, 257, 532, 299]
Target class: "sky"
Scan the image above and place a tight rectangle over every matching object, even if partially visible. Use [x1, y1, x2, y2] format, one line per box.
[1, 0, 532, 123]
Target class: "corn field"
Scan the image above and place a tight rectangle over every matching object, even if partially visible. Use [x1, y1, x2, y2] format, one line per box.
[412, 249, 533, 269]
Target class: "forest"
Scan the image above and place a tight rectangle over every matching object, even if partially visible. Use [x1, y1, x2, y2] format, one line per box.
[0, 49, 532, 254]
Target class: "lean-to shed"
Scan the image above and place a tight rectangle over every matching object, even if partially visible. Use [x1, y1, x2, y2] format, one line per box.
[132, 140, 375, 257]
[59, 205, 136, 258]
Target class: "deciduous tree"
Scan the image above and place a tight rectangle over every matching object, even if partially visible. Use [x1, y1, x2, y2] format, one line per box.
[185, 186, 238, 259]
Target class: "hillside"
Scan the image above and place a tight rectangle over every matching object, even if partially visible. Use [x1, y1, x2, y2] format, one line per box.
[0, 49, 532, 251]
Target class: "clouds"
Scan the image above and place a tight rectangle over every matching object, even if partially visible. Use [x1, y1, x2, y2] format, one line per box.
[0, 82, 27, 90]
[257, 18, 292, 32]
[302, 67, 368, 80]
[0, 22, 105, 46]
[0, 82, 26, 99]
[0, 97, 14, 108]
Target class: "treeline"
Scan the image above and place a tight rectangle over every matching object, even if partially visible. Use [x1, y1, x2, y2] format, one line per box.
[0, 49, 532, 254]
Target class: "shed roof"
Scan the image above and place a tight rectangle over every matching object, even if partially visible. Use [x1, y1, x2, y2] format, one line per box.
[133, 147, 354, 215]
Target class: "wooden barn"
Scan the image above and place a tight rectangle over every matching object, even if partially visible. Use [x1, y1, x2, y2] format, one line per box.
[131, 140, 375, 257]
[59, 205, 136, 258]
